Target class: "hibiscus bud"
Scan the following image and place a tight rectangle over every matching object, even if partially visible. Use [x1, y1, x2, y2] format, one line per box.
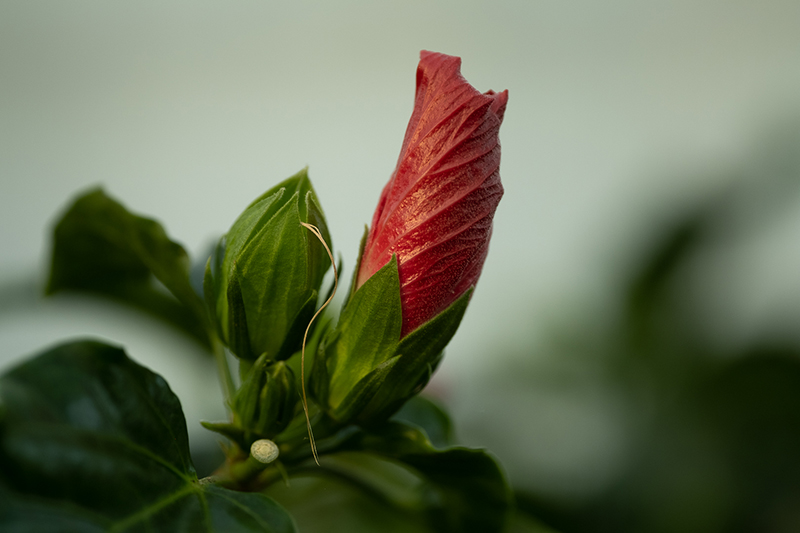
[313, 51, 507, 425]
[233, 357, 298, 442]
[357, 50, 506, 336]
[204, 168, 331, 361]
[200, 356, 298, 449]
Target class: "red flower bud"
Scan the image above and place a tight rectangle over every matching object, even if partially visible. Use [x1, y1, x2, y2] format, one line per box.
[356, 51, 508, 337]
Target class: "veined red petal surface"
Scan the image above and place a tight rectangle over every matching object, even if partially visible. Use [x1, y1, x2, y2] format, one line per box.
[356, 51, 507, 337]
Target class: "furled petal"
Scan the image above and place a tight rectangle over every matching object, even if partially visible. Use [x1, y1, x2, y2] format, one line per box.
[357, 51, 507, 336]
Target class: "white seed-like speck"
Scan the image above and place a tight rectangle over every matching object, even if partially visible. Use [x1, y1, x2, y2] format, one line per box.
[250, 439, 280, 464]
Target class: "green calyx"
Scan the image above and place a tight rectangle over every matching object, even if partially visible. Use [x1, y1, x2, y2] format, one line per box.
[311, 255, 472, 426]
[204, 168, 332, 361]
[202, 355, 298, 451]
[235, 355, 298, 442]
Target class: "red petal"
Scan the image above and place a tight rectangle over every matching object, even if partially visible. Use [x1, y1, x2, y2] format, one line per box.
[358, 51, 507, 336]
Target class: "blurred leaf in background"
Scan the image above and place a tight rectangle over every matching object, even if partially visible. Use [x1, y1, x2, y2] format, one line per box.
[264, 395, 549, 533]
[458, 122, 800, 533]
[46, 188, 210, 348]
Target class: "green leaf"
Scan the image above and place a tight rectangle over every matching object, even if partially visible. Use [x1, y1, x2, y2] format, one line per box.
[337, 421, 511, 533]
[0, 340, 296, 532]
[262, 461, 432, 533]
[392, 395, 454, 449]
[47, 188, 210, 347]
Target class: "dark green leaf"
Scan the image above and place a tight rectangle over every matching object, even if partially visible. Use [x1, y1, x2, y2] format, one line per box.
[262, 466, 432, 533]
[338, 421, 511, 533]
[392, 395, 454, 449]
[0, 340, 296, 532]
[47, 188, 210, 347]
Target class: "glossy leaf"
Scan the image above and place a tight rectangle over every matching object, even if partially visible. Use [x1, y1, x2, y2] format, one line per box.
[262, 464, 432, 533]
[0, 340, 296, 532]
[46, 189, 209, 346]
[392, 395, 454, 449]
[338, 421, 511, 533]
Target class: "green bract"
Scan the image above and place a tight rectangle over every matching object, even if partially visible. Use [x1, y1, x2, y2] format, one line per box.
[204, 168, 331, 361]
[203, 356, 298, 450]
[237, 357, 298, 444]
[311, 255, 471, 426]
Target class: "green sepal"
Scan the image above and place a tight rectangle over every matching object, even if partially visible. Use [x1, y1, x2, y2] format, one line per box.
[358, 287, 472, 421]
[205, 168, 332, 361]
[0, 340, 297, 532]
[233, 353, 270, 433]
[258, 362, 299, 437]
[235, 193, 308, 360]
[353, 289, 472, 425]
[47, 188, 210, 347]
[329, 354, 402, 424]
[396, 287, 472, 369]
[231, 355, 299, 445]
[309, 339, 331, 412]
[341, 224, 369, 311]
[274, 290, 318, 362]
[337, 421, 512, 533]
[200, 421, 247, 451]
[313, 255, 472, 426]
[312, 255, 402, 417]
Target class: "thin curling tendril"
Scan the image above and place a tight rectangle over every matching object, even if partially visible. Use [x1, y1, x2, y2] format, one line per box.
[299, 222, 337, 466]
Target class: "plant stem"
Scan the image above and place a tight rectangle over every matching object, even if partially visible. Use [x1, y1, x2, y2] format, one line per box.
[228, 454, 272, 485]
[277, 417, 351, 465]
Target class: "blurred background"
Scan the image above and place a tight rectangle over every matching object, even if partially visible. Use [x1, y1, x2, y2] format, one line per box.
[2, 1, 800, 531]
